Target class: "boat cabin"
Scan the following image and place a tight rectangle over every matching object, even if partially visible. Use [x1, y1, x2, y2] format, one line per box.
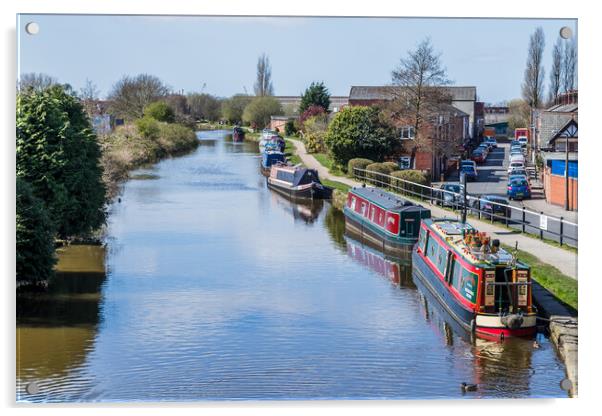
[262, 151, 286, 169]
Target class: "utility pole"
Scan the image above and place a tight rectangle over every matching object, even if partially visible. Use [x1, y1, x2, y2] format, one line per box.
[461, 169, 468, 224]
[565, 135, 570, 210]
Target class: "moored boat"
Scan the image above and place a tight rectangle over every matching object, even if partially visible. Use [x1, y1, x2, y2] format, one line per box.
[343, 186, 431, 257]
[412, 218, 537, 340]
[267, 164, 332, 200]
[259, 133, 285, 153]
[232, 126, 245, 142]
[260, 151, 287, 176]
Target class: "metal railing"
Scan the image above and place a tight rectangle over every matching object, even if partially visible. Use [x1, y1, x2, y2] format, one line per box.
[352, 167, 578, 248]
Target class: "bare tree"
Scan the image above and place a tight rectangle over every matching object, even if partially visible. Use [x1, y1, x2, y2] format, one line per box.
[108, 74, 169, 120]
[522, 27, 546, 108]
[254, 53, 274, 97]
[79, 78, 100, 117]
[548, 37, 563, 104]
[388, 38, 451, 160]
[562, 39, 577, 92]
[18, 73, 57, 91]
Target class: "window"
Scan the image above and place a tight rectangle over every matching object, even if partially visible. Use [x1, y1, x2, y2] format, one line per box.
[454, 267, 478, 303]
[400, 126, 415, 140]
[418, 227, 428, 253]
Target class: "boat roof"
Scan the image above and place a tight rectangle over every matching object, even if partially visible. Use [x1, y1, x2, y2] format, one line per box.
[350, 186, 429, 212]
[423, 218, 528, 268]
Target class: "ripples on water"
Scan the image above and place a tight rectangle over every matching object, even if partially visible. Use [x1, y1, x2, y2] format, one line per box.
[16, 131, 568, 402]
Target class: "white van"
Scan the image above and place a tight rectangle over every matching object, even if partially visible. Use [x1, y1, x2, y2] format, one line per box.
[509, 153, 525, 164]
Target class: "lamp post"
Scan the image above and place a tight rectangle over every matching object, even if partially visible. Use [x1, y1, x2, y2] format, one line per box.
[565, 135, 570, 211]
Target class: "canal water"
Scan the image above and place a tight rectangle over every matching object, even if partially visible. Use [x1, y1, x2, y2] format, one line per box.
[16, 130, 568, 402]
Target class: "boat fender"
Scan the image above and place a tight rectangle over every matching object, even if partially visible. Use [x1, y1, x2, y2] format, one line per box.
[501, 313, 524, 330]
[470, 319, 476, 333]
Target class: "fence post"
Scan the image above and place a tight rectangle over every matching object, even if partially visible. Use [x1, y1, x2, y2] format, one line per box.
[522, 207, 526, 233]
[539, 211, 544, 240]
[560, 216, 564, 247]
[505, 207, 509, 226]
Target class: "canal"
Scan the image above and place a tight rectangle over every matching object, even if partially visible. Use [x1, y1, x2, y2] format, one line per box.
[17, 130, 568, 402]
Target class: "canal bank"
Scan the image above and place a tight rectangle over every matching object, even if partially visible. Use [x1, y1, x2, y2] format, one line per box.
[287, 138, 578, 392]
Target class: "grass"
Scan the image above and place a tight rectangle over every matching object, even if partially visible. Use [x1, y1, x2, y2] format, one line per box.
[502, 245, 578, 310]
[322, 179, 351, 193]
[284, 139, 303, 166]
[313, 152, 345, 176]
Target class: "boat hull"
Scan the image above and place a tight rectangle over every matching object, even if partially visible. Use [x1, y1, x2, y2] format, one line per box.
[267, 179, 332, 201]
[412, 248, 536, 340]
[344, 208, 415, 258]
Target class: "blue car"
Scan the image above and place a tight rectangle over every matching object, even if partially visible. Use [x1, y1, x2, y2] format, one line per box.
[460, 164, 478, 182]
[507, 178, 531, 200]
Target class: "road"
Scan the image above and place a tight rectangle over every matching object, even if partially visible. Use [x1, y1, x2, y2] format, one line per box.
[461, 142, 577, 247]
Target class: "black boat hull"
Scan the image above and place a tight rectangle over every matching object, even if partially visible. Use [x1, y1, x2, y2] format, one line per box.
[267, 179, 332, 201]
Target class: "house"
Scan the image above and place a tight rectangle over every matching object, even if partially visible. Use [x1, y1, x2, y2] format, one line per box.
[537, 91, 578, 210]
[269, 115, 299, 132]
[484, 106, 510, 135]
[348, 85, 480, 139]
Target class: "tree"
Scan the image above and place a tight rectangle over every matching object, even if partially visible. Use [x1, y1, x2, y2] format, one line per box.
[522, 27, 546, 108]
[254, 53, 274, 97]
[221, 94, 252, 124]
[242, 96, 282, 128]
[79, 78, 100, 117]
[18, 73, 57, 92]
[507, 98, 531, 133]
[299, 105, 327, 126]
[16, 178, 57, 283]
[188, 93, 222, 121]
[144, 101, 175, 123]
[562, 38, 577, 92]
[324, 106, 397, 168]
[548, 37, 563, 104]
[299, 82, 331, 113]
[389, 38, 450, 145]
[17, 85, 107, 238]
[108, 74, 169, 120]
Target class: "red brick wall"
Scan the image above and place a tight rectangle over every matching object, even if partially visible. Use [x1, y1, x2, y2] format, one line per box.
[414, 152, 433, 172]
[269, 119, 287, 132]
[543, 168, 578, 210]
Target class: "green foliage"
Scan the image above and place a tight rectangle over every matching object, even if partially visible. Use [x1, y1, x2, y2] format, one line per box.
[300, 81, 331, 113]
[144, 101, 175, 123]
[187, 93, 222, 121]
[382, 161, 400, 172]
[365, 163, 394, 186]
[155, 123, 198, 155]
[16, 178, 57, 283]
[17, 85, 107, 238]
[347, 158, 375, 175]
[284, 119, 297, 136]
[108, 74, 169, 120]
[390, 170, 431, 197]
[324, 106, 397, 168]
[221, 94, 252, 124]
[305, 132, 326, 153]
[242, 96, 283, 128]
[135, 116, 161, 139]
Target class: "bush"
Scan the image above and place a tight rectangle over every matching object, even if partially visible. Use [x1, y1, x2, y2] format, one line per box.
[347, 158, 374, 175]
[135, 116, 161, 139]
[305, 132, 326, 153]
[144, 101, 175, 123]
[300, 105, 327, 126]
[324, 106, 397, 168]
[284, 119, 297, 136]
[17, 84, 106, 238]
[382, 161, 400, 172]
[390, 170, 431, 198]
[242, 96, 283, 128]
[365, 163, 393, 187]
[16, 178, 56, 283]
[156, 123, 198, 155]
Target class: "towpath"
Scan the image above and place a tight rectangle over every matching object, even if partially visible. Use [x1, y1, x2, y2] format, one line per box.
[288, 138, 577, 280]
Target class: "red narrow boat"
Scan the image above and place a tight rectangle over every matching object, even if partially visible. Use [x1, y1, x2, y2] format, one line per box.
[412, 218, 537, 340]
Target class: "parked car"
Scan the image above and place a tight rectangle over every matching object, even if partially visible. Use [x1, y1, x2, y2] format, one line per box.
[434, 183, 464, 208]
[507, 161, 525, 173]
[508, 167, 528, 177]
[509, 173, 530, 187]
[510, 139, 521, 147]
[470, 194, 510, 221]
[507, 177, 531, 200]
[484, 137, 498, 148]
[477, 143, 490, 155]
[459, 164, 478, 182]
[518, 137, 528, 148]
[471, 149, 486, 164]
[509, 153, 526, 164]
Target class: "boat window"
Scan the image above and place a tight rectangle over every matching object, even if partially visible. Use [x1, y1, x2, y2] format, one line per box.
[454, 267, 478, 303]
[450, 258, 462, 287]
[350, 196, 356, 210]
[418, 227, 427, 253]
[276, 170, 294, 183]
[436, 246, 448, 275]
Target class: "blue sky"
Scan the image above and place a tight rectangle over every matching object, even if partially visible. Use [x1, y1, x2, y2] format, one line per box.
[17, 15, 577, 103]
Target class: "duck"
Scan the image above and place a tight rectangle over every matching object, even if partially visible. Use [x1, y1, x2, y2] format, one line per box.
[461, 382, 478, 392]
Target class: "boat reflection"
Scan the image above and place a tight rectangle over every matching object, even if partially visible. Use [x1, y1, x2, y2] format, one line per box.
[344, 234, 413, 288]
[17, 245, 106, 398]
[270, 190, 325, 224]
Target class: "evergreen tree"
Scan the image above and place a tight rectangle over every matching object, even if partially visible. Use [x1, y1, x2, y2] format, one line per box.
[299, 82, 331, 113]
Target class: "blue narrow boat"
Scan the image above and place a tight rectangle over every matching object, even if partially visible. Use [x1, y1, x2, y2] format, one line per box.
[261, 151, 286, 176]
[232, 126, 245, 142]
[343, 186, 431, 257]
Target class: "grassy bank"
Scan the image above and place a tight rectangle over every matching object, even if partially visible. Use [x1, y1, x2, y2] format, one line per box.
[99, 122, 198, 198]
[284, 139, 303, 165]
[313, 152, 345, 176]
[503, 245, 578, 310]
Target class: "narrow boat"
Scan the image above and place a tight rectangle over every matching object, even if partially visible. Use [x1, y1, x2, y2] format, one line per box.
[259, 134, 285, 153]
[343, 186, 431, 257]
[260, 151, 286, 176]
[232, 126, 245, 142]
[267, 164, 332, 200]
[412, 218, 537, 340]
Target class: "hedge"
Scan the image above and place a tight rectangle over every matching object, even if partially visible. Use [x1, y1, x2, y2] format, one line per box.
[390, 170, 431, 198]
[347, 158, 374, 175]
[365, 163, 393, 186]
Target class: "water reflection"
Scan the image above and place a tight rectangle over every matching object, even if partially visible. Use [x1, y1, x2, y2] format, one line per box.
[270, 191, 325, 224]
[16, 245, 106, 400]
